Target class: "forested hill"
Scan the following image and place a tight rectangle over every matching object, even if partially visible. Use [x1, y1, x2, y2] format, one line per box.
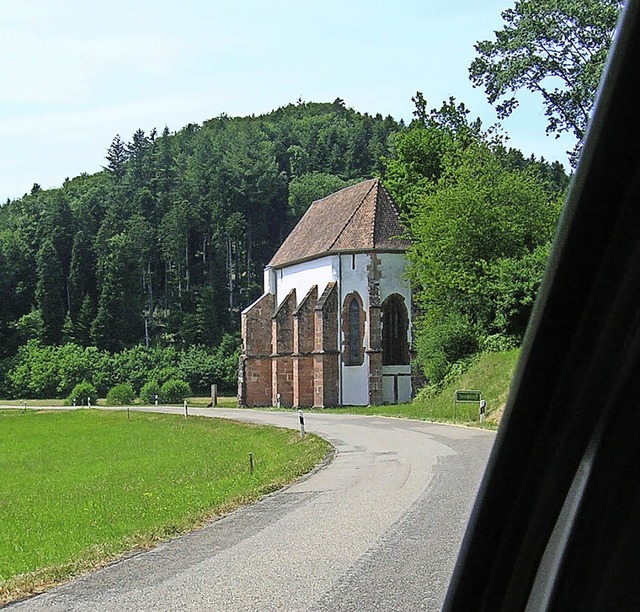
[0, 99, 401, 357]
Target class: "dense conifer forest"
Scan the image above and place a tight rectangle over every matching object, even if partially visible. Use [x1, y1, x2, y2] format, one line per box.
[0, 97, 568, 398]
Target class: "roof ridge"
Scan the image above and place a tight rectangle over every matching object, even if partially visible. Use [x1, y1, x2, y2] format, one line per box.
[327, 178, 378, 252]
[373, 182, 406, 245]
[369, 179, 380, 245]
[315, 177, 376, 205]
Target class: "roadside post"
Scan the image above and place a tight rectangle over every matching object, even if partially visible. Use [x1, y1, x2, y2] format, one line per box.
[184, 400, 188, 419]
[298, 409, 305, 439]
[479, 399, 487, 423]
[276, 393, 281, 408]
[87, 397, 91, 408]
[211, 384, 218, 407]
[154, 394, 158, 407]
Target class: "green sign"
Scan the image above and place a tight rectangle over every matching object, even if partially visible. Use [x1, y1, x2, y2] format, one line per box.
[454, 390, 482, 403]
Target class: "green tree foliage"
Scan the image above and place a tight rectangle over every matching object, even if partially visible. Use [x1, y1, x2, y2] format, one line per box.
[0, 96, 569, 395]
[15, 310, 44, 344]
[92, 231, 144, 351]
[8, 341, 59, 398]
[67, 230, 95, 321]
[382, 96, 566, 383]
[74, 295, 95, 347]
[404, 141, 563, 381]
[470, 0, 622, 162]
[383, 95, 490, 212]
[35, 240, 66, 344]
[4, 341, 240, 399]
[104, 134, 128, 182]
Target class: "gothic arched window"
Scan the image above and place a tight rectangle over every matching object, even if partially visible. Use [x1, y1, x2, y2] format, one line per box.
[343, 292, 364, 366]
[382, 294, 409, 366]
[348, 298, 361, 363]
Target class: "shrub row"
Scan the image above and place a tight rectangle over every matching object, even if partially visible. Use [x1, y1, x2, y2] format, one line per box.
[1, 335, 239, 399]
[64, 379, 192, 406]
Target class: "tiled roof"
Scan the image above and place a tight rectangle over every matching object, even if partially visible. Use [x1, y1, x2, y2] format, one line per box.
[269, 178, 410, 268]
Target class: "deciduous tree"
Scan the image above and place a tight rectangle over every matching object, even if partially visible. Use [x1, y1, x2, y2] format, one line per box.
[406, 141, 563, 381]
[470, 0, 622, 162]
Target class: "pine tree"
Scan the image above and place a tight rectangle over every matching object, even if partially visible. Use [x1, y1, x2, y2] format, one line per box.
[104, 134, 128, 182]
[67, 230, 94, 320]
[75, 295, 94, 347]
[35, 240, 65, 344]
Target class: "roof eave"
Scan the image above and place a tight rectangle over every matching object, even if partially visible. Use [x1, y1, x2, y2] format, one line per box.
[268, 246, 409, 270]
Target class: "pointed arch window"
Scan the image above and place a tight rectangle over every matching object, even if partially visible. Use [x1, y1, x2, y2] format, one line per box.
[382, 294, 410, 366]
[348, 298, 361, 363]
[343, 292, 364, 366]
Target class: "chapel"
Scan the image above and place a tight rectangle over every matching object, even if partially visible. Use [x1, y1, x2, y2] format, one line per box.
[238, 178, 414, 407]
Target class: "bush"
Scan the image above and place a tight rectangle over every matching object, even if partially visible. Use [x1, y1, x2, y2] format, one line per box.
[160, 379, 192, 404]
[9, 340, 59, 398]
[177, 336, 241, 394]
[482, 333, 519, 353]
[3, 339, 237, 400]
[106, 383, 136, 406]
[139, 380, 160, 405]
[415, 311, 479, 384]
[65, 381, 98, 406]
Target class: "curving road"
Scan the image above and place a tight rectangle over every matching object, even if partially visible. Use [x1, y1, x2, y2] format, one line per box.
[8, 409, 494, 612]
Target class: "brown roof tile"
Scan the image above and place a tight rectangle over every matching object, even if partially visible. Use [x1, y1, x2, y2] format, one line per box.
[269, 179, 410, 268]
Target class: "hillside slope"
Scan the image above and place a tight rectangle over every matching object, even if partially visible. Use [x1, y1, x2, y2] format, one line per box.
[330, 349, 519, 426]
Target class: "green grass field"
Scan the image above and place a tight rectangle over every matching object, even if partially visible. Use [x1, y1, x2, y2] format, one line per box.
[0, 409, 328, 602]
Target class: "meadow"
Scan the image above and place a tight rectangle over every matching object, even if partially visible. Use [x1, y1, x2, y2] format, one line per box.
[0, 409, 329, 602]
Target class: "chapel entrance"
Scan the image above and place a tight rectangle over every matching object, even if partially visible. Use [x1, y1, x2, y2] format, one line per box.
[381, 294, 411, 403]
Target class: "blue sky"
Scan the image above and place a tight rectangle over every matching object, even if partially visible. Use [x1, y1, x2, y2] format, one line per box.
[1, 0, 575, 202]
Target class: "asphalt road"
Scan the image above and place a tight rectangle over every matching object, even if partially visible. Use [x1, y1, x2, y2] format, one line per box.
[7, 408, 495, 612]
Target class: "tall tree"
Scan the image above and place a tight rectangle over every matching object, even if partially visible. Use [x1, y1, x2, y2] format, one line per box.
[104, 134, 128, 182]
[91, 232, 144, 351]
[470, 0, 622, 163]
[67, 230, 94, 319]
[35, 240, 66, 344]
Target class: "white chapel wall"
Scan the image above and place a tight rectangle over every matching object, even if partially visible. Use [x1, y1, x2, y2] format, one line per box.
[274, 256, 337, 307]
[340, 252, 370, 406]
[378, 253, 411, 305]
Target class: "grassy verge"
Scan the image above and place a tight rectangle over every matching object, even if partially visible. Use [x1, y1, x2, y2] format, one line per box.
[312, 349, 520, 427]
[0, 396, 239, 408]
[0, 409, 328, 604]
[188, 396, 238, 408]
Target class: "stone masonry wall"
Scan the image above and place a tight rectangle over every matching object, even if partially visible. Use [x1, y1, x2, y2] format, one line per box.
[293, 286, 317, 407]
[313, 282, 339, 407]
[238, 293, 274, 407]
[272, 289, 296, 407]
[367, 253, 383, 405]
